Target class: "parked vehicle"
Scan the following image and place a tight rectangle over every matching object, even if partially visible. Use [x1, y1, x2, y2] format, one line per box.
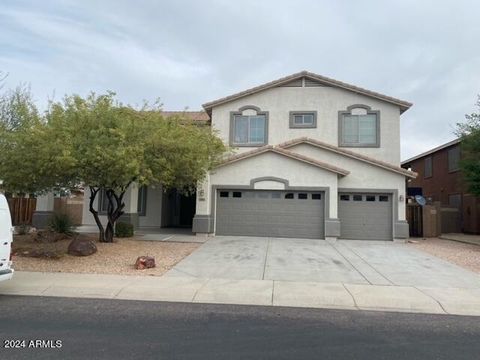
[0, 194, 14, 282]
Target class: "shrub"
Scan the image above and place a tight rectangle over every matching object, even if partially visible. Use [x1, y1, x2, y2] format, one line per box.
[48, 213, 76, 236]
[16, 223, 31, 235]
[115, 222, 134, 238]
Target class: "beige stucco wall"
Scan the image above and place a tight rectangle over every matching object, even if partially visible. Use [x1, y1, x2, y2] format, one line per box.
[207, 152, 339, 218]
[195, 174, 211, 216]
[290, 143, 406, 220]
[211, 85, 402, 165]
[138, 185, 163, 227]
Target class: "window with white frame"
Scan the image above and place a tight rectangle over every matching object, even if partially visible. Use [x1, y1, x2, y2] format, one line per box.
[232, 115, 266, 145]
[339, 105, 379, 147]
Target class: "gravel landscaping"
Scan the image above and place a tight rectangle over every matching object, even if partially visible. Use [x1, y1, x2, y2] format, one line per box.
[11, 234, 200, 276]
[409, 238, 480, 273]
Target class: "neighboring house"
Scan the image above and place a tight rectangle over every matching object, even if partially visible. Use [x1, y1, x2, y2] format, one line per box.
[80, 71, 416, 241]
[401, 139, 480, 234]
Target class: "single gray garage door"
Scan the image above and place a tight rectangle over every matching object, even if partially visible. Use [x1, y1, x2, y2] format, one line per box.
[338, 193, 393, 240]
[216, 190, 325, 239]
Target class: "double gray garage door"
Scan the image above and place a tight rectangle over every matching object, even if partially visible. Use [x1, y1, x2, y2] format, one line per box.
[215, 190, 393, 240]
[216, 190, 325, 239]
[338, 193, 393, 240]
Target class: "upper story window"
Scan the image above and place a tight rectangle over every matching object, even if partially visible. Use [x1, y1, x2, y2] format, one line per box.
[289, 111, 317, 128]
[338, 105, 380, 147]
[230, 106, 268, 147]
[424, 156, 432, 178]
[448, 146, 460, 172]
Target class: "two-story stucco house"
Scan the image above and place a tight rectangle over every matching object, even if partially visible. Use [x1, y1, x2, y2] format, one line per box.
[80, 71, 416, 241]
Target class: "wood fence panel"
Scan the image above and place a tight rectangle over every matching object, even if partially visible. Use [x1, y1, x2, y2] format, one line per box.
[7, 197, 37, 225]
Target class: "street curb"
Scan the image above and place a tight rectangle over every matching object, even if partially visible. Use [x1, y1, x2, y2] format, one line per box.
[1, 271, 480, 316]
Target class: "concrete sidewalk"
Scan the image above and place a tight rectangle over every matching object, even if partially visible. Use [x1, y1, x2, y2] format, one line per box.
[1, 271, 480, 316]
[440, 233, 480, 246]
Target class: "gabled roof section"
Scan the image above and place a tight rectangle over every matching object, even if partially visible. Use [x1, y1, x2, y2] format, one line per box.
[401, 138, 460, 165]
[215, 145, 350, 176]
[279, 137, 417, 178]
[203, 71, 412, 114]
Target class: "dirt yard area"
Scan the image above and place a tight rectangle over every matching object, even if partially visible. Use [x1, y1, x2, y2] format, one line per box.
[409, 238, 480, 273]
[11, 234, 200, 276]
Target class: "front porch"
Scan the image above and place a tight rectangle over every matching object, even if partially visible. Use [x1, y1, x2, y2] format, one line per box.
[79, 184, 197, 231]
[32, 184, 199, 239]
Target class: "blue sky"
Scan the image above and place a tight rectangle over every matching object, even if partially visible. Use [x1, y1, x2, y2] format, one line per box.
[1, 0, 479, 159]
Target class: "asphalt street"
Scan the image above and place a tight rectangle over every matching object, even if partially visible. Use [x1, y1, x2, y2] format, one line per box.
[0, 295, 479, 360]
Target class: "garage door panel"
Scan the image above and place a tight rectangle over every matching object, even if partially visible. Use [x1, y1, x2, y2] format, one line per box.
[339, 193, 392, 240]
[216, 190, 324, 239]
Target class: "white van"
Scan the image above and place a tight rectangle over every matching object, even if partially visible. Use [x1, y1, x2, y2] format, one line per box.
[0, 194, 14, 282]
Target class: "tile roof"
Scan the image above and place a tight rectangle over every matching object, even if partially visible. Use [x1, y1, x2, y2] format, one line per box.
[203, 70, 412, 114]
[216, 145, 350, 176]
[278, 137, 417, 178]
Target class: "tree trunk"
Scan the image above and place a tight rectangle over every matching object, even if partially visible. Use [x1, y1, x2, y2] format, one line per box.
[104, 221, 115, 243]
[103, 188, 126, 243]
[88, 187, 105, 242]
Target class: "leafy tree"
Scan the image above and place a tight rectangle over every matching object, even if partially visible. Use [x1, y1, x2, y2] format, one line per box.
[456, 95, 480, 196]
[0, 89, 226, 242]
[0, 84, 39, 131]
[0, 86, 73, 195]
[34, 92, 225, 242]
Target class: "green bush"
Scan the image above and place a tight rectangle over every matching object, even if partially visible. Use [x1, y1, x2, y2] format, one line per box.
[16, 223, 31, 235]
[48, 213, 75, 236]
[115, 222, 134, 238]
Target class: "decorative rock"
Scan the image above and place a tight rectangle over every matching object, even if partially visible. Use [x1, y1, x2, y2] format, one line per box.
[135, 256, 156, 270]
[67, 237, 97, 256]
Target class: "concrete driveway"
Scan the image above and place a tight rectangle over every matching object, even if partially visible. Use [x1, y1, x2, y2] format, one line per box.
[4, 237, 480, 316]
[167, 236, 480, 289]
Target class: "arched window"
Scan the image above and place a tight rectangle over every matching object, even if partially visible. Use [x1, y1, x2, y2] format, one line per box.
[338, 104, 380, 147]
[229, 105, 268, 147]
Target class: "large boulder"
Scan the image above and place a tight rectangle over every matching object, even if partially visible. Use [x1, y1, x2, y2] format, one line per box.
[135, 256, 156, 270]
[67, 236, 97, 256]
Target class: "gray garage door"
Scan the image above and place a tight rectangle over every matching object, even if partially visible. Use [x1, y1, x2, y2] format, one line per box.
[216, 190, 325, 239]
[338, 193, 393, 240]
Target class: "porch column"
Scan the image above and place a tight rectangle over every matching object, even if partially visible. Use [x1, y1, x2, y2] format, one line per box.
[32, 192, 55, 229]
[192, 174, 213, 235]
[325, 182, 340, 242]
